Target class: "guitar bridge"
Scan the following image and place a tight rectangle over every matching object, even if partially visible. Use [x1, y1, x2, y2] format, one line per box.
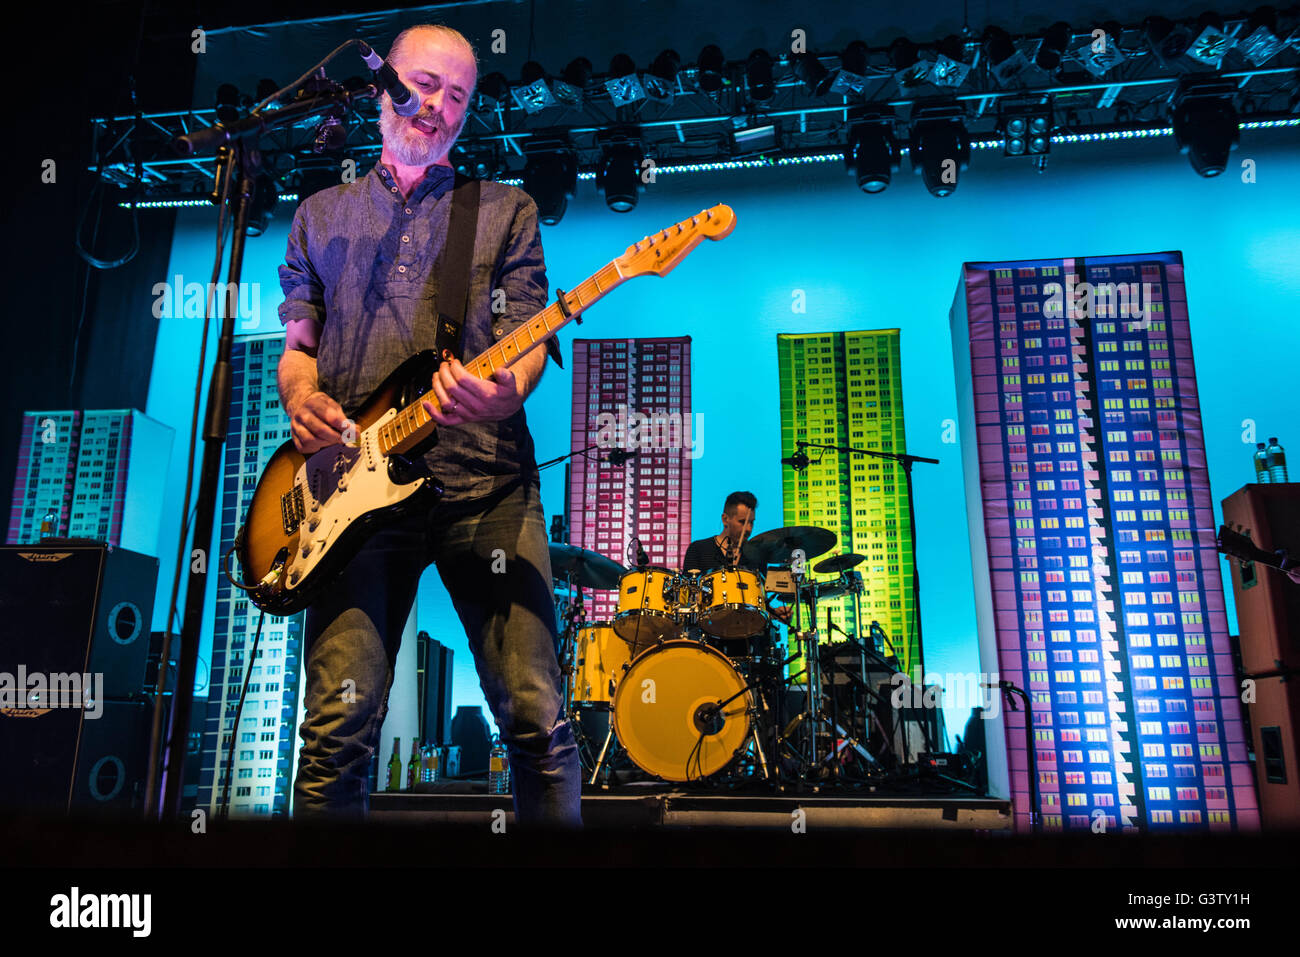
[281, 484, 306, 534]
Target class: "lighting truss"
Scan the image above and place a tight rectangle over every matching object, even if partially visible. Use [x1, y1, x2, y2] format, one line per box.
[91, 9, 1300, 203]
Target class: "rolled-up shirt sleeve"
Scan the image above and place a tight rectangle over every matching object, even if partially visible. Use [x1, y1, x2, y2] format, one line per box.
[277, 204, 325, 327]
[491, 195, 549, 336]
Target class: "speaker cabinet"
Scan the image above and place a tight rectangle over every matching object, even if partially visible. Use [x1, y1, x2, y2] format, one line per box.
[0, 543, 158, 812]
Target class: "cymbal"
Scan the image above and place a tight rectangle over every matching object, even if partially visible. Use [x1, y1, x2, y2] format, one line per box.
[548, 543, 626, 590]
[813, 553, 865, 574]
[747, 526, 837, 566]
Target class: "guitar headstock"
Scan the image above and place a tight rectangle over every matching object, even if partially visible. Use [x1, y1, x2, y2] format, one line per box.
[614, 204, 736, 279]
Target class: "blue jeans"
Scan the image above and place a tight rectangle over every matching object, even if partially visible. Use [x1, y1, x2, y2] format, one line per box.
[291, 477, 582, 827]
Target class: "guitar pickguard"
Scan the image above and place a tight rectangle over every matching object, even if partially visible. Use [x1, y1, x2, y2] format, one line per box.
[283, 408, 431, 590]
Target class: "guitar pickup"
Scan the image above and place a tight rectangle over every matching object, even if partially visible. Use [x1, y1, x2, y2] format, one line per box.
[281, 484, 306, 534]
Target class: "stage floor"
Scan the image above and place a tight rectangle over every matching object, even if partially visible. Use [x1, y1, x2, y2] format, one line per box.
[371, 781, 1012, 830]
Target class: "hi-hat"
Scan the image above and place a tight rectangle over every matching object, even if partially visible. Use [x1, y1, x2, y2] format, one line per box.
[548, 543, 626, 590]
[813, 553, 865, 574]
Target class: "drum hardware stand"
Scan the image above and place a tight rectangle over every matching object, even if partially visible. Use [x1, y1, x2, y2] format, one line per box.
[782, 570, 842, 786]
[796, 441, 940, 700]
[556, 568, 587, 720]
[782, 576, 891, 786]
[588, 723, 618, 787]
[555, 569, 611, 777]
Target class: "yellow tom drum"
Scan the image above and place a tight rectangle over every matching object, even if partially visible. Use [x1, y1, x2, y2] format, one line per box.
[697, 566, 768, 638]
[614, 566, 682, 652]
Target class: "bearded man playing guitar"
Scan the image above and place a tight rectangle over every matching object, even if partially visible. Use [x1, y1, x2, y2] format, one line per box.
[275, 23, 580, 826]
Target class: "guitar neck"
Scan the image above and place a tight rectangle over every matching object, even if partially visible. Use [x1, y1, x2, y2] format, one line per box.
[379, 261, 625, 456]
[1217, 525, 1296, 571]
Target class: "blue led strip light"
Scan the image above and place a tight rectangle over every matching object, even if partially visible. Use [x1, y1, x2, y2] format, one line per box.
[122, 118, 1300, 208]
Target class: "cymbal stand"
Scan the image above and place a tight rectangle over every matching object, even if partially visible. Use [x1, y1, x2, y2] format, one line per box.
[783, 575, 881, 782]
[783, 571, 838, 779]
[556, 569, 585, 712]
[558, 571, 612, 776]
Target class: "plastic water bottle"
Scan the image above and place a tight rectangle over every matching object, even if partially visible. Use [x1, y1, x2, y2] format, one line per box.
[487, 735, 510, 794]
[1253, 443, 1272, 483]
[1266, 438, 1288, 483]
[420, 745, 440, 784]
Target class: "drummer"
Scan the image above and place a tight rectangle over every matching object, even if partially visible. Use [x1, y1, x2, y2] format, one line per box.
[682, 491, 762, 573]
[683, 492, 793, 625]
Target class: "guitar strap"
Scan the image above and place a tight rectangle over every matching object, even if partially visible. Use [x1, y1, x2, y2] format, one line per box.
[426, 172, 563, 369]
[426, 172, 480, 362]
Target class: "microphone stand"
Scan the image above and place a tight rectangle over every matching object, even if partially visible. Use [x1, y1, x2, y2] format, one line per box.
[146, 78, 381, 820]
[791, 440, 939, 681]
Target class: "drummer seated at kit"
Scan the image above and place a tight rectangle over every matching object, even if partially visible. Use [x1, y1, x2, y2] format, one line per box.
[682, 491, 792, 624]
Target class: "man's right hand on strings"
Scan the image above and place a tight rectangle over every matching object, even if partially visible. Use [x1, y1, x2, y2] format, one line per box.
[289, 391, 353, 454]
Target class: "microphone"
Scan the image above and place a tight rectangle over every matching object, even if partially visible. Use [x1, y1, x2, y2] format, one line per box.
[358, 40, 421, 117]
[694, 702, 725, 736]
[608, 448, 639, 466]
[780, 451, 810, 471]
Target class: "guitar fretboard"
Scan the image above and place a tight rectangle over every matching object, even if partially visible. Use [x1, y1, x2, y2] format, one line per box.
[378, 261, 624, 456]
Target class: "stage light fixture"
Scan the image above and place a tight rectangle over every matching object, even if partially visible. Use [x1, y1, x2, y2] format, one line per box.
[451, 145, 502, 180]
[844, 116, 899, 193]
[255, 78, 280, 103]
[596, 141, 644, 212]
[1034, 22, 1072, 74]
[247, 173, 279, 236]
[644, 49, 681, 102]
[1187, 12, 1232, 67]
[1077, 21, 1125, 77]
[890, 37, 931, 93]
[1143, 16, 1192, 67]
[1000, 100, 1052, 157]
[312, 116, 347, 152]
[523, 147, 577, 225]
[732, 120, 778, 157]
[930, 35, 972, 89]
[215, 83, 242, 125]
[829, 41, 869, 96]
[746, 49, 775, 103]
[513, 61, 557, 114]
[696, 45, 726, 94]
[982, 26, 1030, 87]
[556, 58, 591, 108]
[1172, 79, 1239, 177]
[1238, 7, 1285, 66]
[909, 107, 970, 198]
[478, 72, 511, 111]
[605, 54, 647, 107]
[793, 51, 832, 96]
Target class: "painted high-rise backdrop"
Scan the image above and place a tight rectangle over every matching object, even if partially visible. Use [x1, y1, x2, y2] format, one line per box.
[952, 252, 1258, 833]
[568, 338, 693, 624]
[7, 409, 173, 556]
[777, 331, 917, 677]
[196, 334, 305, 818]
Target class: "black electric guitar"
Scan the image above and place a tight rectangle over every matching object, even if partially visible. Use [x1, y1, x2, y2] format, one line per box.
[1216, 524, 1298, 574]
[235, 204, 736, 615]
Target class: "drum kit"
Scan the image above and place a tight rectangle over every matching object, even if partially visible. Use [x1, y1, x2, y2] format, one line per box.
[549, 526, 914, 790]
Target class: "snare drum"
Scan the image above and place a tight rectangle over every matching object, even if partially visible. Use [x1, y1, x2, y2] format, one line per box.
[612, 640, 753, 782]
[614, 566, 682, 652]
[697, 566, 768, 638]
[571, 622, 631, 705]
